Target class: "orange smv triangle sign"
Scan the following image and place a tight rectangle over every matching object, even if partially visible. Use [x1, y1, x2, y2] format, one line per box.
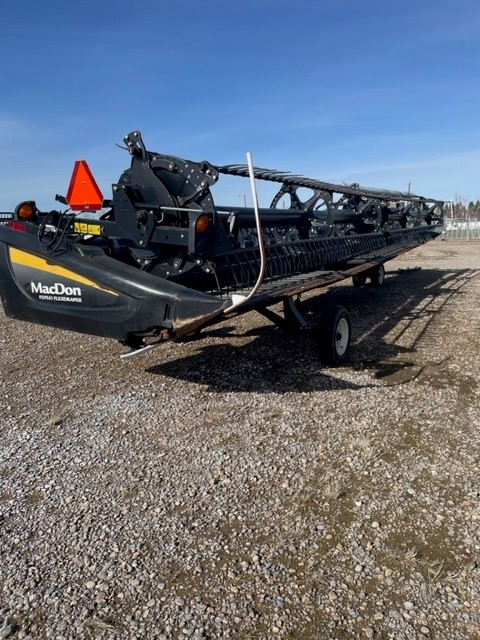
[66, 160, 104, 211]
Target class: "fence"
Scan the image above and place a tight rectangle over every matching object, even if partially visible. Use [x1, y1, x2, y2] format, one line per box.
[443, 217, 480, 240]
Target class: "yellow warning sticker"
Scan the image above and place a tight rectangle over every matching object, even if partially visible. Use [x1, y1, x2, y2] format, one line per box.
[73, 222, 102, 235]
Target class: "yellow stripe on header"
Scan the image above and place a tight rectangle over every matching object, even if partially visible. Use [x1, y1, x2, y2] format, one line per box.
[9, 247, 118, 296]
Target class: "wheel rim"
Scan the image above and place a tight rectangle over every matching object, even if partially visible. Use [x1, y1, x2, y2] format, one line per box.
[335, 317, 350, 356]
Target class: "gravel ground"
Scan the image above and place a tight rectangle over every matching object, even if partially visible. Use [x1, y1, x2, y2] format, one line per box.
[1, 238, 479, 640]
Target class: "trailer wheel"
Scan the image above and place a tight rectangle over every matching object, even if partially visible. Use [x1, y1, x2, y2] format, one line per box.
[319, 305, 352, 365]
[352, 274, 367, 287]
[370, 264, 385, 287]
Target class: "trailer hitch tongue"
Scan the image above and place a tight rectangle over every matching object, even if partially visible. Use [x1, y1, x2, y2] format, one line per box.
[225, 152, 266, 313]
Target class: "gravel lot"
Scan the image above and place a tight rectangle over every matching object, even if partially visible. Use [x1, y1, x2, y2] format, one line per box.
[1, 238, 479, 640]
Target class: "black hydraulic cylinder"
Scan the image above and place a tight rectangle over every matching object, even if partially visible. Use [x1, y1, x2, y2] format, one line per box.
[217, 205, 306, 227]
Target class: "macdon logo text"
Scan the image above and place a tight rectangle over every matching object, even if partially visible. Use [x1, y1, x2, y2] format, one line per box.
[31, 281, 82, 302]
[31, 282, 82, 296]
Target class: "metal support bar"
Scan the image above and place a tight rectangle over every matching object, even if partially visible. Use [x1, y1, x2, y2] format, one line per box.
[283, 296, 308, 330]
[256, 296, 308, 332]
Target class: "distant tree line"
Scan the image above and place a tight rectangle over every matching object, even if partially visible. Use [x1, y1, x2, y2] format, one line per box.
[451, 196, 480, 218]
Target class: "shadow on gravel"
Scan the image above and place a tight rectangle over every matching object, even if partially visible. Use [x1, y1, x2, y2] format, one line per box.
[148, 325, 365, 393]
[146, 267, 478, 393]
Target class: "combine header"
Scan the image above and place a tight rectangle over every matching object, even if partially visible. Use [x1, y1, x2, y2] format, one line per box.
[0, 131, 444, 363]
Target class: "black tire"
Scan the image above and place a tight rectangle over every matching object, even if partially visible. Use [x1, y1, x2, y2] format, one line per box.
[370, 264, 385, 287]
[319, 305, 352, 365]
[352, 273, 367, 287]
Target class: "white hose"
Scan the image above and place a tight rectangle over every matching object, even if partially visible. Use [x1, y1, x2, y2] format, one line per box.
[225, 152, 267, 312]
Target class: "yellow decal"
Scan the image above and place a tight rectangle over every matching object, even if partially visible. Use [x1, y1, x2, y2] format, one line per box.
[73, 222, 102, 235]
[9, 247, 118, 296]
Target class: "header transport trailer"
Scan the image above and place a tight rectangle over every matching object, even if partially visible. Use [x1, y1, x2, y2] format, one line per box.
[0, 131, 444, 364]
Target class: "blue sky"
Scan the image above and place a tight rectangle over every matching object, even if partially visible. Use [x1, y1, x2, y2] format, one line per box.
[1, 0, 479, 210]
